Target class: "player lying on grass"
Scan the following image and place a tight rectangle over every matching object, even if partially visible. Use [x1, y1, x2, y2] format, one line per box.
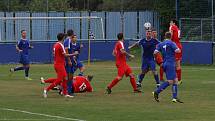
[10, 30, 33, 80]
[41, 75, 93, 93]
[106, 33, 141, 94]
[42, 33, 78, 98]
[152, 32, 183, 103]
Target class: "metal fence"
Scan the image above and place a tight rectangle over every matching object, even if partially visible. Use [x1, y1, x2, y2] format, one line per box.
[179, 18, 215, 41]
[0, 11, 160, 41]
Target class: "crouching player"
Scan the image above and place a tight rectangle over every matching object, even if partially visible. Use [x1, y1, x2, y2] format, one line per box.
[152, 32, 183, 103]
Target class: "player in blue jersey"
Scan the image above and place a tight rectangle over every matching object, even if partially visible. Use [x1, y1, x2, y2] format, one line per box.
[64, 29, 84, 95]
[128, 30, 160, 90]
[10, 30, 33, 80]
[152, 32, 183, 103]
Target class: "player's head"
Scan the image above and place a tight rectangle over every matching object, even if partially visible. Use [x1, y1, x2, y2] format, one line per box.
[87, 75, 94, 82]
[151, 28, 157, 39]
[71, 34, 77, 43]
[170, 19, 178, 26]
[67, 29, 74, 37]
[117, 33, 124, 41]
[146, 30, 152, 40]
[57, 33, 66, 42]
[165, 31, 172, 40]
[21, 30, 27, 39]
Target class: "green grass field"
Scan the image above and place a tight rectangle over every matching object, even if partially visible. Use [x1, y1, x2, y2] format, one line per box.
[0, 61, 215, 121]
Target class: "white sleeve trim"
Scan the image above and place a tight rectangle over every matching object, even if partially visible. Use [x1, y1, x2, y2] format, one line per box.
[119, 41, 124, 49]
[58, 42, 66, 54]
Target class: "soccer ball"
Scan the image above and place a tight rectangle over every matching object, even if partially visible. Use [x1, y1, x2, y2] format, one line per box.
[144, 22, 151, 30]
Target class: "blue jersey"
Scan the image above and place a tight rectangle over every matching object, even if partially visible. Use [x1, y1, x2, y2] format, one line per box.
[17, 39, 30, 55]
[64, 38, 81, 61]
[156, 40, 178, 63]
[138, 38, 160, 60]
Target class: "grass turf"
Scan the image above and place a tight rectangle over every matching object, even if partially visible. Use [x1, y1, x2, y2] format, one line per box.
[0, 61, 215, 121]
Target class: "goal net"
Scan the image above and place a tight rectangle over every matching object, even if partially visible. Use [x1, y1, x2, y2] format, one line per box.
[0, 16, 105, 41]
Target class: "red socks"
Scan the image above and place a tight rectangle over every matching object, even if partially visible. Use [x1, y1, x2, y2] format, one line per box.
[159, 67, 164, 81]
[108, 78, 120, 89]
[176, 68, 181, 81]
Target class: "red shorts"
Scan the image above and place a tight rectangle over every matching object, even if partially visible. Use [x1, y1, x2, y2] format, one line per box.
[155, 53, 163, 65]
[116, 64, 132, 77]
[54, 64, 67, 79]
[175, 43, 182, 61]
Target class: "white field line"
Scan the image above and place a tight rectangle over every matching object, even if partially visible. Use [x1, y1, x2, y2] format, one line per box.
[0, 119, 63, 120]
[0, 108, 85, 121]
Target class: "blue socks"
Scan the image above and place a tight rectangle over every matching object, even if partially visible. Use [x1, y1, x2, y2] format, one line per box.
[25, 67, 29, 77]
[154, 74, 160, 85]
[67, 79, 73, 94]
[14, 67, 24, 71]
[155, 81, 170, 94]
[138, 73, 145, 83]
[78, 72, 84, 76]
[172, 84, 178, 99]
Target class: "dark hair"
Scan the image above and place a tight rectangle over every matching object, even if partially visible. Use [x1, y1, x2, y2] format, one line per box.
[67, 29, 74, 36]
[151, 28, 156, 32]
[165, 32, 172, 39]
[87, 75, 93, 82]
[117, 33, 124, 40]
[57, 33, 66, 41]
[171, 19, 178, 25]
[21, 30, 26, 33]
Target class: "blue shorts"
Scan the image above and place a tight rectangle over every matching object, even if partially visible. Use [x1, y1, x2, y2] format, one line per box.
[19, 54, 30, 65]
[163, 62, 176, 80]
[65, 61, 83, 74]
[141, 59, 156, 71]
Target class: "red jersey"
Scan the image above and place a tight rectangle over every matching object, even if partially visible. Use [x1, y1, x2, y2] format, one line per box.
[169, 25, 181, 47]
[114, 41, 126, 66]
[53, 42, 66, 65]
[73, 76, 93, 93]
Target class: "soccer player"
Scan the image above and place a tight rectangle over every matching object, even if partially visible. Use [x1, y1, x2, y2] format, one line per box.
[42, 75, 93, 93]
[152, 32, 183, 103]
[169, 19, 182, 84]
[106, 33, 141, 94]
[42, 33, 78, 98]
[10, 30, 33, 80]
[152, 29, 164, 82]
[128, 30, 160, 89]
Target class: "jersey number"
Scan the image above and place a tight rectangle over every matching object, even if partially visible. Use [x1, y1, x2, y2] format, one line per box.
[79, 83, 87, 92]
[163, 45, 167, 51]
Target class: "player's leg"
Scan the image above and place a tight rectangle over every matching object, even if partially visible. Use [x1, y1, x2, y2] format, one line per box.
[152, 63, 173, 102]
[159, 65, 164, 82]
[10, 56, 25, 72]
[24, 64, 31, 80]
[137, 61, 148, 87]
[106, 66, 124, 94]
[175, 49, 182, 84]
[125, 65, 141, 92]
[77, 62, 84, 76]
[150, 60, 160, 88]
[65, 65, 74, 95]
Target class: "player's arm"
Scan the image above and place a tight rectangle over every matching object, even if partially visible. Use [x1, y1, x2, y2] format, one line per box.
[128, 41, 139, 50]
[172, 42, 181, 53]
[120, 48, 134, 58]
[16, 41, 23, 53]
[154, 43, 161, 55]
[112, 49, 116, 56]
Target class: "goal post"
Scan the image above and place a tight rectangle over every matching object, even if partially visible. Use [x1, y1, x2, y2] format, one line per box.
[0, 16, 105, 65]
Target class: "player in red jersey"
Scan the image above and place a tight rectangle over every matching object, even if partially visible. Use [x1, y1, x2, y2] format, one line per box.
[41, 33, 78, 98]
[106, 33, 141, 94]
[152, 29, 164, 82]
[169, 19, 182, 84]
[42, 75, 93, 93]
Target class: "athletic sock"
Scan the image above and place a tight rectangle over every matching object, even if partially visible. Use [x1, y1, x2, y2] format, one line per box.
[155, 81, 170, 94]
[108, 78, 120, 89]
[172, 84, 178, 99]
[14, 67, 24, 71]
[138, 73, 145, 83]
